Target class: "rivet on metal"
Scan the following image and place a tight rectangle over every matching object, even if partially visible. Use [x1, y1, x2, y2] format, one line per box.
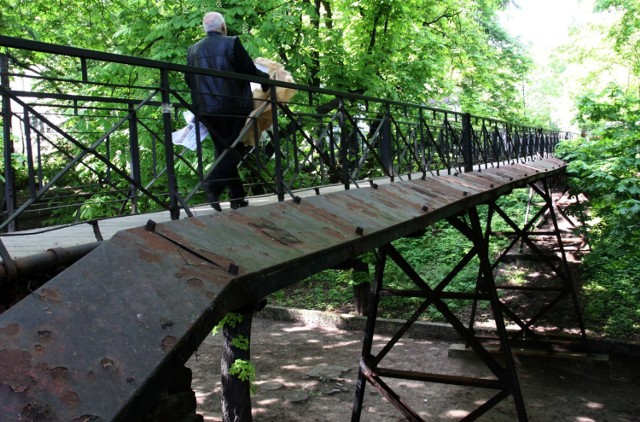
[228, 263, 239, 275]
[355, 226, 364, 236]
[145, 220, 156, 232]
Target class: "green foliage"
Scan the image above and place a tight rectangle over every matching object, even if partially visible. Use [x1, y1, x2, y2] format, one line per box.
[212, 312, 244, 336]
[231, 334, 250, 351]
[269, 269, 355, 313]
[594, 0, 640, 75]
[1, 0, 533, 121]
[555, 88, 640, 243]
[577, 226, 640, 339]
[554, 2, 640, 339]
[212, 313, 256, 394]
[229, 359, 257, 394]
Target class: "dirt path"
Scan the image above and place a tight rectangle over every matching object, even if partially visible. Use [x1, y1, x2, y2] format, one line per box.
[187, 316, 639, 421]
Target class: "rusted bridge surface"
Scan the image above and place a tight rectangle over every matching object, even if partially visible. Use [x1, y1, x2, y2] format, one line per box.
[0, 158, 566, 421]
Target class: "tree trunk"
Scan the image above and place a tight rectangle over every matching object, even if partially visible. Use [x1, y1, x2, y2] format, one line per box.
[221, 309, 254, 422]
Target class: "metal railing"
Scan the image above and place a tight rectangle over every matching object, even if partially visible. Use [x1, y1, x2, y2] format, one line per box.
[1, 35, 565, 233]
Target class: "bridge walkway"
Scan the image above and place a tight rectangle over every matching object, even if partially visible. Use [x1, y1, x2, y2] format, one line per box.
[0, 158, 585, 422]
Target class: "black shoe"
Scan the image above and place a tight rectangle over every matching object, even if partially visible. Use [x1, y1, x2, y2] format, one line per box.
[230, 199, 249, 210]
[208, 193, 222, 212]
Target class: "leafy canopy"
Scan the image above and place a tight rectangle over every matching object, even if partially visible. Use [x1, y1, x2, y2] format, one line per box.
[1, 0, 533, 122]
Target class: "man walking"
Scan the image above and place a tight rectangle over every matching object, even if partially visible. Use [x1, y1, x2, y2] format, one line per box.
[186, 11, 269, 211]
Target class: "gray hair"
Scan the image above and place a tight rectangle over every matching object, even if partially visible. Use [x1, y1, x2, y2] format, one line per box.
[203, 12, 225, 34]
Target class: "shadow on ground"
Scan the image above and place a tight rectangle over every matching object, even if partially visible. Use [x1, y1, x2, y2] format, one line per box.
[187, 316, 639, 421]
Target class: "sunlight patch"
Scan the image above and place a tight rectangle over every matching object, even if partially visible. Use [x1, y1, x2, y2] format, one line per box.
[443, 409, 470, 418]
[284, 326, 315, 332]
[323, 340, 360, 349]
[256, 398, 280, 406]
[281, 364, 307, 370]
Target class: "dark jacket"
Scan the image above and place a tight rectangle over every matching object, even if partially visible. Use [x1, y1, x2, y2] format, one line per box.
[186, 32, 267, 116]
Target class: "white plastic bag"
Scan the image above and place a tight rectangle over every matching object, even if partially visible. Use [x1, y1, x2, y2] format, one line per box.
[172, 111, 209, 151]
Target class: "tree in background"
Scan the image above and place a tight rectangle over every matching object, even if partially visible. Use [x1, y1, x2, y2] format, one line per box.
[0, 0, 532, 121]
[555, 0, 639, 339]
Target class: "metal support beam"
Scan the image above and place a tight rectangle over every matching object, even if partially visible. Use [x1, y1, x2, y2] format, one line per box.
[472, 180, 588, 351]
[352, 205, 529, 421]
[1, 54, 16, 232]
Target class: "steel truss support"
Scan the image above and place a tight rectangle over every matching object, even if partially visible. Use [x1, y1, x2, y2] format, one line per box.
[471, 178, 588, 351]
[352, 206, 528, 421]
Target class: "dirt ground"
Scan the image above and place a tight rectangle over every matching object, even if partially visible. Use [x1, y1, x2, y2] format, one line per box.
[187, 316, 640, 422]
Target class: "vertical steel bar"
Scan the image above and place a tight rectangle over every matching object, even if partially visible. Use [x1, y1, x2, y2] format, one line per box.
[462, 112, 473, 172]
[128, 103, 141, 214]
[23, 109, 37, 199]
[105, 135, 111, 182]
[467, 206, 528, 421]
[270, 86, 284, 202]
[542, 178, 588, 344]
[418, 107, 427, 178]
[352, 248, 387, 421]
[338, 96, 349, 190]
[36, 132, 43, 188]
[380, 104, 393, 178]
[160, 69, 179, 220]
[1, 54, 16, 232]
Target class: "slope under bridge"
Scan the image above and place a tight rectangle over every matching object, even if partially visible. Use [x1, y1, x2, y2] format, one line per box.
[0, 156, 587, 421]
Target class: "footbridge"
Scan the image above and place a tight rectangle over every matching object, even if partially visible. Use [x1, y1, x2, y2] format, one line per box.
[0, 36, 585, 421]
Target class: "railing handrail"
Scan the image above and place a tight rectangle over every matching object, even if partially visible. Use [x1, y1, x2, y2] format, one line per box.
[1, 36, 566, 234]
[0, 35, 565, 131]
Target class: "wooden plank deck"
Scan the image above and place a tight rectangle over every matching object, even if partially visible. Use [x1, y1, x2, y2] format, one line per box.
[0, 193, 288, 261]
[0, 178, 410, 261]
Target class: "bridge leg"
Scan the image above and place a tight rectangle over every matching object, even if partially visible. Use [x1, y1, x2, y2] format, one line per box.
[466, 207, 528, 421]
[478, 180, 588, 351]
[351, 205, 529, 421]
[539, 179, 588, 345]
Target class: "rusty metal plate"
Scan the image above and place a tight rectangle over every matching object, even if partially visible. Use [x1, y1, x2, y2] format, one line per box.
[0, 228, 236, 421]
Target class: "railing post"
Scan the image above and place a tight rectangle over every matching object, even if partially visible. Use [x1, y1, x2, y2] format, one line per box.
[1, 54, 16, 232]
[537, 129, 544, 157]
[461, 112, 473, 172]
[160, 69, 179, 220]
[23, 109, 37, 198]
[270, 85, 284, 201]
[338, 96, 350, 189]
[380, 104, 393, 178]
[128, 103, 141, 214]
[418, 107, 427, 178]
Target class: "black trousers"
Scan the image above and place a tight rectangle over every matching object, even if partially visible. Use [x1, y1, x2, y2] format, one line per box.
[201, 114, 248, 201]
